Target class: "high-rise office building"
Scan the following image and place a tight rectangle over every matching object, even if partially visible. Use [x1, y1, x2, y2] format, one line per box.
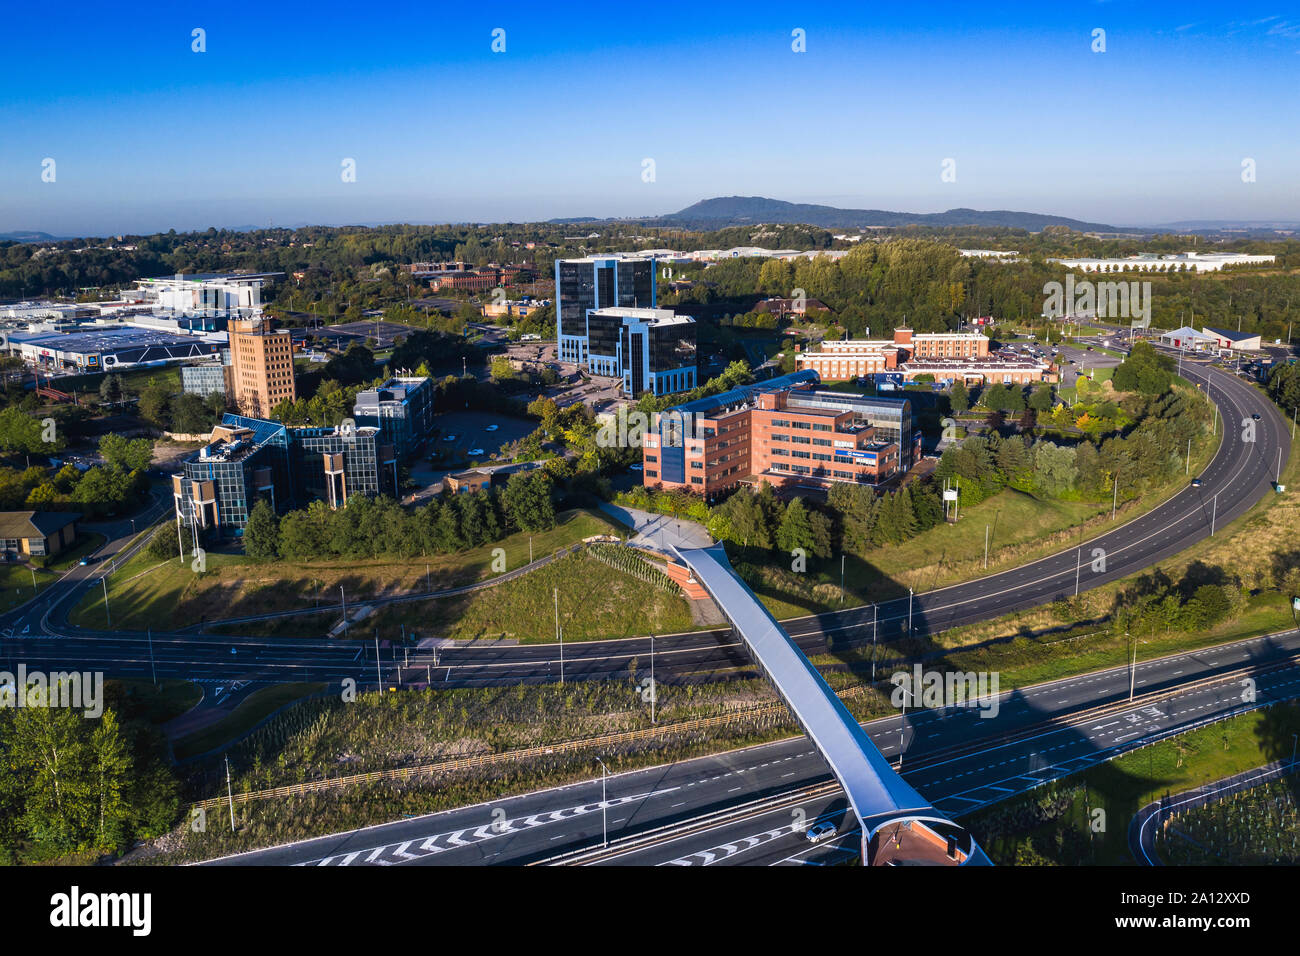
[228, 316, 297, 418]
[555, 255, 656, 364]
[585, 307, 697, 397]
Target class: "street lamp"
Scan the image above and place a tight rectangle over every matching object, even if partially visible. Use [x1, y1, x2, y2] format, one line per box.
[594, 757, 609, 848]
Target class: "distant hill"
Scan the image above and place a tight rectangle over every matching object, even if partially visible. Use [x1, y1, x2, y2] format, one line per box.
[0, 231, 61, 242]
[612, 196, 1121, 233]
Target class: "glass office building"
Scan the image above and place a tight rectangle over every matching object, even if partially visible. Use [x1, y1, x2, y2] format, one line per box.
[352, 376, 433, 461]
[555, 256, 656, 364]
[585, 307, 696, 397]
[172, 413, 394, 539]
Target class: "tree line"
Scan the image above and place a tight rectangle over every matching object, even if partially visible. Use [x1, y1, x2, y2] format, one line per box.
[236, 469, 558, 562]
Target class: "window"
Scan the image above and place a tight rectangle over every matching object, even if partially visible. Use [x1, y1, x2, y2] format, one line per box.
[690, 477, 703, 484]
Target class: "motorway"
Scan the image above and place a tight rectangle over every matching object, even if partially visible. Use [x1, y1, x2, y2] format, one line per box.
[208, 626, 1300, 866]
[2, 356, 1288, 700]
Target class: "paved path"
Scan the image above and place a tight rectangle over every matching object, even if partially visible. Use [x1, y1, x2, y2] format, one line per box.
[597, 502, 712, 553]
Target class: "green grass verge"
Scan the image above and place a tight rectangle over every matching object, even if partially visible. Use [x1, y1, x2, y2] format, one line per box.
[44, 532, 108, 572]
[366, 550, 697, 643]
[962, 702, 1300, 865]
[69, 508, 621, 633]
[173, 683, 327, 762]
[107, 679, 203, 725]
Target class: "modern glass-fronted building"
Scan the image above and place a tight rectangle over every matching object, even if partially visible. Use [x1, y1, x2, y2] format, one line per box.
[352, 376, 434, 461]
[172, 413, 395, 538]
[585, 307, 697, 397]
[555, 256, 656, 364]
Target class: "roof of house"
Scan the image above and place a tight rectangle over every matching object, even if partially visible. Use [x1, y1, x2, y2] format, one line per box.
[0, 511, 80, 539]
[448, 470, 491, 482]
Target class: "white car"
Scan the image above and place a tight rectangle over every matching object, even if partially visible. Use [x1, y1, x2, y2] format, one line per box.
[630, 463, 643, 472]
[805, 821, 837, 843]
[469, 448, 485, 457]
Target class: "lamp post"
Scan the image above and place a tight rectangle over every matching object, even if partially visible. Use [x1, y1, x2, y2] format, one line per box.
[595, 757, 609, 848]
[898, 684, 913, 770]
[871, 603, 878, 684]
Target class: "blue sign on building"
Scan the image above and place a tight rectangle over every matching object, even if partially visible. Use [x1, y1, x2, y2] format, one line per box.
[835, 449, 878, 462]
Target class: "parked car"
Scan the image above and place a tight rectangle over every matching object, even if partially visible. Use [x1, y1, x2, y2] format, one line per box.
[443, 434, 457, 442]
[468, 448, 485, 457]
[485, 424, 499, 431]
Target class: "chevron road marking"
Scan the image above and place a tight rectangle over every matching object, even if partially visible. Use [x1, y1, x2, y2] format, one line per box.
[298, 789, 674, 866]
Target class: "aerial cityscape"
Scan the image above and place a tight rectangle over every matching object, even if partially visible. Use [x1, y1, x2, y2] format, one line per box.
[2, 0, 1295, 936]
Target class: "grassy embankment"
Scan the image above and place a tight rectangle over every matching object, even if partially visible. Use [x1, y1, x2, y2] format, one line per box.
[964, 702, 1300, 865]
[69, 508, 660, 640]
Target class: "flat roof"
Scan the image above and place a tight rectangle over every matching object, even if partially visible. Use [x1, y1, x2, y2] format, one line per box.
[10, 327, 206, 353]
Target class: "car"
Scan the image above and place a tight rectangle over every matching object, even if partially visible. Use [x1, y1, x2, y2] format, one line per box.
[630, 463, 643, 472]
[805, 821, 837, 843]
[1191, 478, 1202, 487]
[443, 434, 457, 442]
[468, 448, 485, 457]
[485, 424, 499, 431]
[78, 557, 91, 566]
[1252, 413, 1261, 420]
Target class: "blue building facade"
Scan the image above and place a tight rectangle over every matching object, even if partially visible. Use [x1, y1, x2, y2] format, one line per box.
[555, 255, 656, 364]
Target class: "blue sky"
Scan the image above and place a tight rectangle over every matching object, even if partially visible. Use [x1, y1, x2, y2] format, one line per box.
[2, 1, 1298, 235]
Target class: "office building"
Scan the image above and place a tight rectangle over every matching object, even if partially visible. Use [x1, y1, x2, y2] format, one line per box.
[181, 360, 231, 399]
[585, 307, 697, 397]
[555, 255, 656, 364]
[228, 316, 297, 418]
[0, 511, 81, 559]
[352, 376, 434, 460]
[642, 370, 918, 497]
[796, 327, 990, 380]
[172, 413, 395, 538]
[134, 272, 280, 316]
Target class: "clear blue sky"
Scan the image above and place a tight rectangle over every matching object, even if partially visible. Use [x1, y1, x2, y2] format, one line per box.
[2, 1, 1297, 235]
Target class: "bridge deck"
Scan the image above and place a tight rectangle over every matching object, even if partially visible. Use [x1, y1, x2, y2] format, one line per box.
[673, 543, 989, 865]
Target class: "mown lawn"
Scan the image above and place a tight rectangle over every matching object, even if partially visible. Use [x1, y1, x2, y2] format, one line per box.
[69, 508, 622, 632]
[367, 551, 697, 643]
